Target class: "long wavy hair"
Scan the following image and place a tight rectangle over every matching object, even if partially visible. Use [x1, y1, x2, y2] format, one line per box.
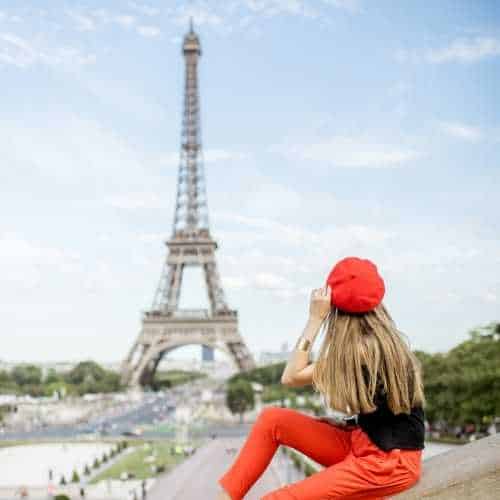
[311, 302, 425, 415]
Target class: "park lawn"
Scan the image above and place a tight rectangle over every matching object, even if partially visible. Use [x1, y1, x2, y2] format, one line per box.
[90, 441, 188, 482]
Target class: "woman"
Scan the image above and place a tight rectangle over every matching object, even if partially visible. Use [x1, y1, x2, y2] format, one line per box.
[217, 256, 425, 499]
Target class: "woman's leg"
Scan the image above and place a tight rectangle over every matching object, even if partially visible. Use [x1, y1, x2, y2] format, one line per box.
[260, 428, 422, 500]
[217, 406, 352, 500]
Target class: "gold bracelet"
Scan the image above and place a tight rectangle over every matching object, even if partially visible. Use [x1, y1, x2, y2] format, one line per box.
[295, 336, 311, 352]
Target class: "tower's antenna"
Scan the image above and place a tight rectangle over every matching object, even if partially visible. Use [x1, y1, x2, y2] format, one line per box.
[189, 16, 194, 33]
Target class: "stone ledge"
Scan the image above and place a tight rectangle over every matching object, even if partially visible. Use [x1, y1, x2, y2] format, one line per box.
[392, 433, 500, 499]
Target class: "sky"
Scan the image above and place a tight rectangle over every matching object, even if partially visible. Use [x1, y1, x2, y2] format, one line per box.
[1, 1, 499, 365]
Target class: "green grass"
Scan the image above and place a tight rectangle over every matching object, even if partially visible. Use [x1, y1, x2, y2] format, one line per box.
[90, 441, 192, 482]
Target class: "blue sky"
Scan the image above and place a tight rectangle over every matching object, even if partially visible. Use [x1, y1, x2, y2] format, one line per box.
[1, 1, 499, 364]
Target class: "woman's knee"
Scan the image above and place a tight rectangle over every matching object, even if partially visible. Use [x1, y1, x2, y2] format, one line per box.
[256, 406, 295, 432]
[258, 405, 284, 423]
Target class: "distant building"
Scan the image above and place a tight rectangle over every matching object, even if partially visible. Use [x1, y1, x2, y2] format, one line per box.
[258, 342, 292, 366]
[202, 345, 215, 362]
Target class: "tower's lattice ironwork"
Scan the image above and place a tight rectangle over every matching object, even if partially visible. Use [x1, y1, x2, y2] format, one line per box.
[121, 22, 256, 387]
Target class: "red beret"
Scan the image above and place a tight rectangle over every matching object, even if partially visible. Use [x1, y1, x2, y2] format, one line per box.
[326, 256, 385, 313]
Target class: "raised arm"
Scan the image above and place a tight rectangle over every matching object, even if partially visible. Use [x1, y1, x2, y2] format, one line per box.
[280, 285, 331, 387]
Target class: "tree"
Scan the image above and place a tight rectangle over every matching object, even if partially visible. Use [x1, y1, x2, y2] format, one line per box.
[71, 469, 80, 483]
[11, 364, 42, 386]
[45, 368, 63, 384]
[226, 379, 255, 423]
[65, 361, 122, 395]
[416, 322, 500, 427]
[66, 361, 106, 385]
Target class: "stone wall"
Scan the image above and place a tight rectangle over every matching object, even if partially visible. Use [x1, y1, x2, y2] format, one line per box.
[392, 433, 500, 499]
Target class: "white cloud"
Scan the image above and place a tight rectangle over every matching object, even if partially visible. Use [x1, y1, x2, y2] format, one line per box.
[243, 0, 319, 18]
[427, 36, 500, 63]
[66, 10, 97, 31]
[438, 121, 482, 142]
[0, 32, 96, 68]
[159, 149, 248, 167]
[67, 8, 159, 37]
[0, 233, 81, 289]
[204, 149, 248, 163]
[115, 15, 136, 28]
[254, 272, 293, 289]
[104, 192, 165, 210]
[167, 0, 360, 34]
[397, 36, 500, 64]
[81, 76, 165, 122]
[0, 115, 161, 192]
[136, 25, 161, 38]
[321, 0, 362, 14]
[173, 5, 225, 28]
[128, 2, 160, 17]
[482, 291, 498, 303]
[222, 276, 250, 290]
[271, 135, 422, 168]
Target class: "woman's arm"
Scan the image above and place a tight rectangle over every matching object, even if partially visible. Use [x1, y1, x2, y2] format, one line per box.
[280, 285, 331, 387]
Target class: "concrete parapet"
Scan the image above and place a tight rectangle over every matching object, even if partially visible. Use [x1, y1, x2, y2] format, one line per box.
[392, 434, 500, 499]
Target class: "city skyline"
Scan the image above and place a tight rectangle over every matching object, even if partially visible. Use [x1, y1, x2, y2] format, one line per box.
[1, 1, 499, 362]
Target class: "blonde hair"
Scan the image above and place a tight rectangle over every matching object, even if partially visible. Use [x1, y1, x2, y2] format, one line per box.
[312, 302, 425, 415]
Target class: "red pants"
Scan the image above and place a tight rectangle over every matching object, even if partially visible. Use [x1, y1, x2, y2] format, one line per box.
[218, 406, 422, 499]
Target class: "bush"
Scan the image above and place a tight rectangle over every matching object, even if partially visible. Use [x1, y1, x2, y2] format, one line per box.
[54, 495, 70, 500]
[102, 452, 108, 462]
[93, 457, 100, 469]
[290, 451, 302, 471]
[59, 475, 67, 485]
[71, 469, 80, 483]
[304, 463, 316, 477]
[84, 464, 91, 475]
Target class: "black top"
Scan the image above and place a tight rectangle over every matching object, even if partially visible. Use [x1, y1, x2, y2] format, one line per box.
[357, 374, 425, 451]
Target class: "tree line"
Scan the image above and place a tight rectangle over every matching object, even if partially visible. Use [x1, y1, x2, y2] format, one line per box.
[0, 361, 208, 399]
[0, 360, 122, 397]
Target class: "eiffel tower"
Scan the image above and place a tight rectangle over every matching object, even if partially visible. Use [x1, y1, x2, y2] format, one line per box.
[121, 21, 256, 387]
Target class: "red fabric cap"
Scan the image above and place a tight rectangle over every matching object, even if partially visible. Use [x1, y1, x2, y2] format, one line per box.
[326, 256, 385, 313]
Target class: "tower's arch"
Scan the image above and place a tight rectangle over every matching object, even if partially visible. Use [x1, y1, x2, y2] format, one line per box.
[125, 340, 241, 387]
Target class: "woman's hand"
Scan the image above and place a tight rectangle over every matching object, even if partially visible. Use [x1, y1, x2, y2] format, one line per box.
[309, 285, 331, 322]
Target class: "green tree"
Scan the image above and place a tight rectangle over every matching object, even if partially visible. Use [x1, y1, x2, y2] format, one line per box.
[71, 469, 80, 483]
[45, 368, 63, 384]
[11, 364, 42, 386]
[226, 379, 255, 423]
[416, 322, 500, 427]
[65, 361, 122, 395]
[66, 361, 106, 385]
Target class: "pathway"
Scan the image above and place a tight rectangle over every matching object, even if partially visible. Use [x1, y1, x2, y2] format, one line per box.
[148, 437, 283, 500]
